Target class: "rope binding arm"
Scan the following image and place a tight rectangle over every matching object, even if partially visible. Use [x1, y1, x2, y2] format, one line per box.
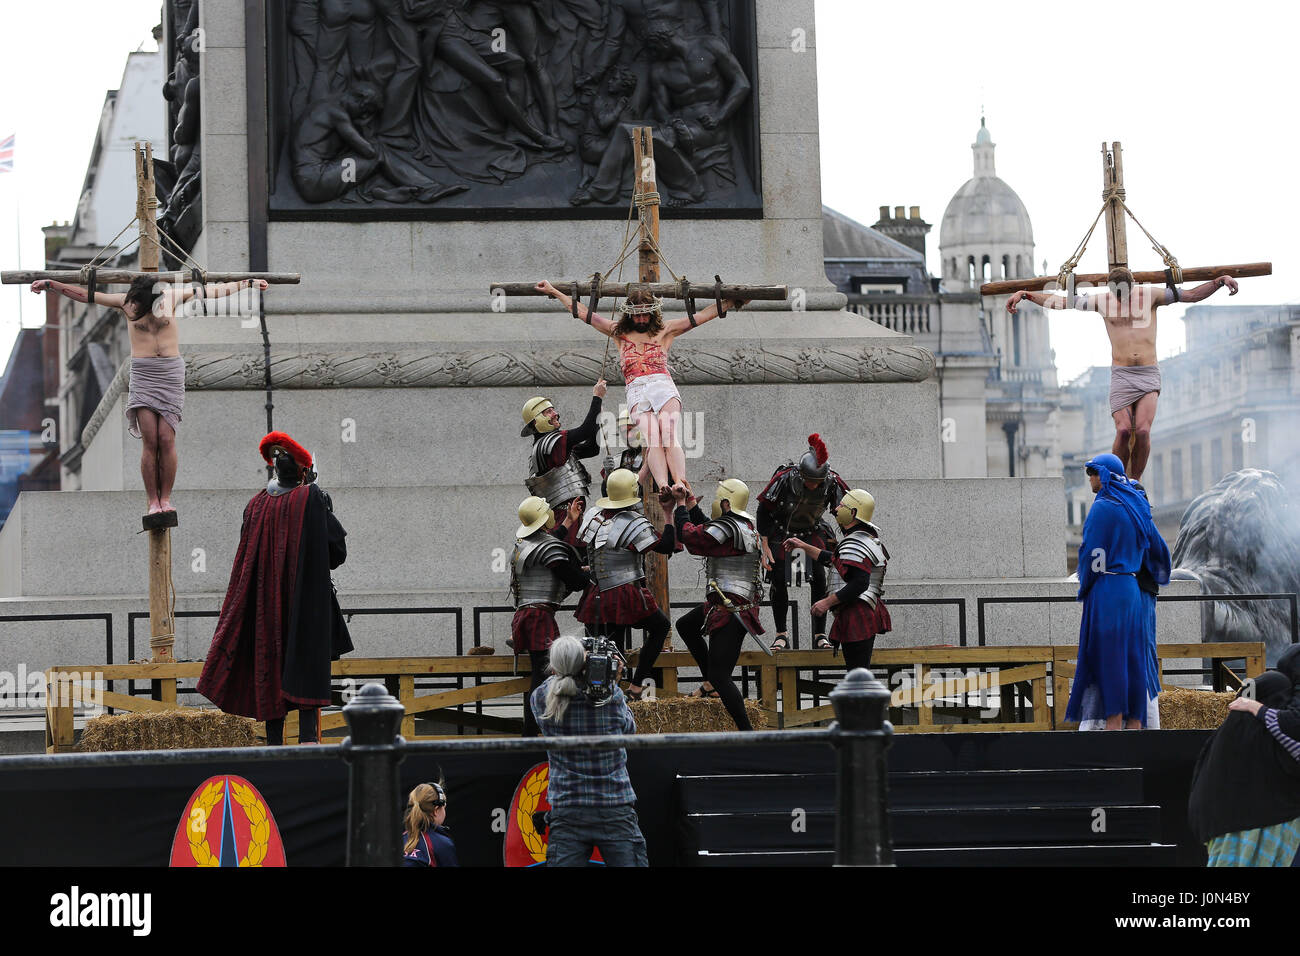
[191, 267, 208, 316]
[571, 280, 582, 321]
[680, 277, 697, 328]
[713, 275, 727, 319]
[587, 272, 603, 324]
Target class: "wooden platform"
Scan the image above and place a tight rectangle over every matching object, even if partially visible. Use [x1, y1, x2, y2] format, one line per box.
[42, 642, 1265, 752]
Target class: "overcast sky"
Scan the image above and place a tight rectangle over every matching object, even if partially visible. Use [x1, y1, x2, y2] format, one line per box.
[1, 0, 1295, 382]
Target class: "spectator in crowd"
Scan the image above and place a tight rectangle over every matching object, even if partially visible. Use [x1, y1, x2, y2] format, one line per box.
[402, 781, 459, 867]
[530, 635, 647, 866]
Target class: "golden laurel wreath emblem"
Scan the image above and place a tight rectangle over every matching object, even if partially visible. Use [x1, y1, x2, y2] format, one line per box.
[515, 765, 549, 864]
[186, 779, 271, 867]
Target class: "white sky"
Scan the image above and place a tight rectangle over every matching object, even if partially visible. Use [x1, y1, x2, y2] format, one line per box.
[2, 0, 1296, 383]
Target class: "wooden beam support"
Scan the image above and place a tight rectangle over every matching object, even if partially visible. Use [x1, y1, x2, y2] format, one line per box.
[980, 262, 1271, 297]
[1, 270, 301, 285]
[489, 280, 788, 301]
[1102, 141, 1128, 272]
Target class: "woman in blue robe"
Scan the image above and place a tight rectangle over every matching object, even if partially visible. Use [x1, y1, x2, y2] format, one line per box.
[1067, 454, 1171, 729]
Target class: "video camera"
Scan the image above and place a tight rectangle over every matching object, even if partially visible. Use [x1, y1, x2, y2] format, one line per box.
[581, 636, 628, 707]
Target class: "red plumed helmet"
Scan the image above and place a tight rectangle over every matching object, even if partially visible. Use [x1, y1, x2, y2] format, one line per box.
[259, 431, 313, 468]
[807, 433, 828, 466]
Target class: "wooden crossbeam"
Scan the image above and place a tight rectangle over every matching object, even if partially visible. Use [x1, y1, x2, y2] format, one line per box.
[490, 280, 788, 301]
[1, 269, 300, 285]
[980, 262, 1271, 297]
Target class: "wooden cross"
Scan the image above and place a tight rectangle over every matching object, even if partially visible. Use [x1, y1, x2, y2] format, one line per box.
[492, 127, 787, 673]
[980, 142, 1271, 296]
[1, 143, 300, 671]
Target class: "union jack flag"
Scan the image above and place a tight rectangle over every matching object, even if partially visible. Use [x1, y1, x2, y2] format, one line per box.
[0, 135, 13, 172]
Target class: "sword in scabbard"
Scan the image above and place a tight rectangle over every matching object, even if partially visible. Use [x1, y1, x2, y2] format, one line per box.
[709, 580, 773, 657]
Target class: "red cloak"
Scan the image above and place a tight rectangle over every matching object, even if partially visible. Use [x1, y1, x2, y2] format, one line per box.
[197, 484, 352, 720]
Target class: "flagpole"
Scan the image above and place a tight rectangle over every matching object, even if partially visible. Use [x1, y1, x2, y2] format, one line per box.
[15, 197, 22, 328]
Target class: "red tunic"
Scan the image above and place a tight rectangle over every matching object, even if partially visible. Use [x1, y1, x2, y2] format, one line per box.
[677, 515, 764, 635]
[574, 580, 659, 626]
[828, 553, 891, 645]
[511, 606, 560, 653]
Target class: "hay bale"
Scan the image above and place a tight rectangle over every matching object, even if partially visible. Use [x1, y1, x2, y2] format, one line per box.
[1157, 686, 1236, 730]
[629, 696, 767, 734]
[78, 709, 257, 752]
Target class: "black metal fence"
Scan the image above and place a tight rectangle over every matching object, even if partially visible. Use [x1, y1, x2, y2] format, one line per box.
[0, 670, 897, 868]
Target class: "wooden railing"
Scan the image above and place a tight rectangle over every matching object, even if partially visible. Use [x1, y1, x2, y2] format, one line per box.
[43, 642, 1267, 752]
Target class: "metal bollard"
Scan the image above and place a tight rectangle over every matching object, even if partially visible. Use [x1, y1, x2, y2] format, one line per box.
[829, 667, 894, 866]
[341, 682, 407, 866]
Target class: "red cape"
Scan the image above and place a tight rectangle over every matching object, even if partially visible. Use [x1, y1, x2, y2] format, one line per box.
[198, 484, 351, 719]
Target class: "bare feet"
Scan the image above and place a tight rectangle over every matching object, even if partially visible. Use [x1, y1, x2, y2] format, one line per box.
[159, 498, 175, 513]
[146, 501, 163, 515]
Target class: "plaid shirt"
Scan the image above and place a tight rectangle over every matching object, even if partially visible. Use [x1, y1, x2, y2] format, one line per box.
[530, 678, 637, 808]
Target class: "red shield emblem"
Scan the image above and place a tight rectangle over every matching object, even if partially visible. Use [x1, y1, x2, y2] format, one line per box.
[169, 775, 286, 867]
[504, 762, 603, 866]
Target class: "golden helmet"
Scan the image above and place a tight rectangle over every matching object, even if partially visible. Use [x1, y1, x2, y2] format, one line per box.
[835, 489, 875, 529]
[710, 478, 752, 521]
[596, 469, 641, 509]
[618, 406, 644, 448]
[516, 496, 556, 537]
[520, 397, 558, 436]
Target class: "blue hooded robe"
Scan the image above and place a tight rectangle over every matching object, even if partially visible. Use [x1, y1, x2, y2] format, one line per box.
[1066, 454, 1172, 726]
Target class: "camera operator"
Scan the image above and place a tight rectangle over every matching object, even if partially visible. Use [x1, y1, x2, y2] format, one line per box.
[529, 635, 648, 866]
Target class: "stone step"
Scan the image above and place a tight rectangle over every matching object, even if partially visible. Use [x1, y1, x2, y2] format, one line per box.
[79, 380, 943, 493]
[1, 477, 1065, 598]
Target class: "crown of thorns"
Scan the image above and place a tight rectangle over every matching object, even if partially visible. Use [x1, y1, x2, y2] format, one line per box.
[619, 297, 664, 317]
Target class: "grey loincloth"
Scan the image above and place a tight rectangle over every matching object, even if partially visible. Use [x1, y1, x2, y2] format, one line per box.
[1109, 364, 1161, 414]
[125, 355, 185, 439]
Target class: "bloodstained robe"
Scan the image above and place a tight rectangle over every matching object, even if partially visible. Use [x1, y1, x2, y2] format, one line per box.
[198, 483, 352, 720]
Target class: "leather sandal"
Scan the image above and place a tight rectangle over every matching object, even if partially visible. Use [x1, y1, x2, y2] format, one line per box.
[814, 635, 832, 649]
[769, 633, 789, 651]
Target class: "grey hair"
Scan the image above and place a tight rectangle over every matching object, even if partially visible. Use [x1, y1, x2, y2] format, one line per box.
[543, 635, 587, 722]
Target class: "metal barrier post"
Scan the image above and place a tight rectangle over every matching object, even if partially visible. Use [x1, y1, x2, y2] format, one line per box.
[829, 667, 894, 866]
[342, 683, 407, 866]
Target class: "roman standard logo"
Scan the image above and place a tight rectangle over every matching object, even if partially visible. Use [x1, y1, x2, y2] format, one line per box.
[169, 775, 286, 867]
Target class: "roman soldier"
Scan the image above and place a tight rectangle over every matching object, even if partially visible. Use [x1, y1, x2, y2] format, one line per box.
[673, 480, 764, 730]
[600, 406, 647, 496]
[197, 431, 352, 744]
[756, 434, 849, 650]
[574, 468, 677, 699]
[521, 379, 607, 540]
[786, 489, 891, 671]
[510, 496, 593, 737]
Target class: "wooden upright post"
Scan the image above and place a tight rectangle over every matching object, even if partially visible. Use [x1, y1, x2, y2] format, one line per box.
[1102, 141, 1128, 272]
[631, 128, 675, 672]
[136, 142, 177, 674]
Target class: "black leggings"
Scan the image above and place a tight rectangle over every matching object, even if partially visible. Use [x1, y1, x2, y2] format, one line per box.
[522, 650, 550, 738]
[839, 639, 876, 672]
[768, 553, 828, 639]
[629, 610, 671, 687]
[677, 605, 753, 731]
[266, 707, 319, 745]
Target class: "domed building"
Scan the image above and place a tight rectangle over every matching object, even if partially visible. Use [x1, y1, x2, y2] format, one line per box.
[940, 118, 1036, 289]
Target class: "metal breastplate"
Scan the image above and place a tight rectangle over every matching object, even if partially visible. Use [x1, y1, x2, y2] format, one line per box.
[526, 432, 591, 508]
[773, 472, 829, 534]
[835, 528, 888, 608]
[511, 535, 572, 608]
[704, 516, 762, 606]
[589, 510, 654, 591]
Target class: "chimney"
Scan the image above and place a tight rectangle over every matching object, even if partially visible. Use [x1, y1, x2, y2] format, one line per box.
[872, 204, 933, 260]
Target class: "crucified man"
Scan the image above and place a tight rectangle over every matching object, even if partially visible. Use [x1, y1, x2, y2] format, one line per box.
[1008, 267, 1239, 482]
[32, 276, 269, 515]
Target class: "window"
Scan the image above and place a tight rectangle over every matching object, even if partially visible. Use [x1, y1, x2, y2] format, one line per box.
[1067, 500, 1074, 525]
[1170, 449, 1184, 501]
[1211, 438, 1224, 483]
[1190, 443, 1203, 495]
[1232, 435, 1244, 472]
[1150, 453, 1164, 503]
[1012, 313, 1022, 366]
[1002, 255, 1010, 280]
